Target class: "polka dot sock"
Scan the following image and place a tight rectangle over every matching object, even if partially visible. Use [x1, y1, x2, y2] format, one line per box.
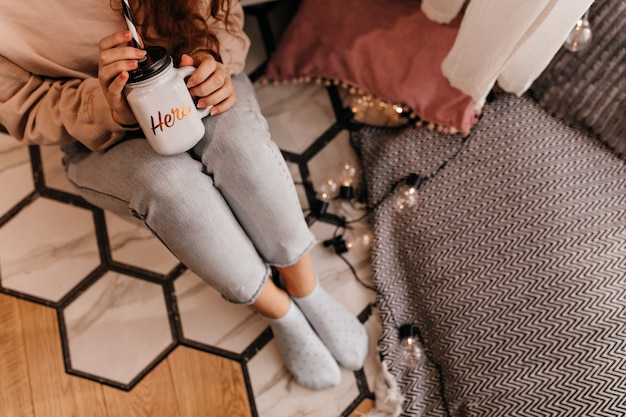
[264, 300, 341, 390]
[293, 282, 369, 370]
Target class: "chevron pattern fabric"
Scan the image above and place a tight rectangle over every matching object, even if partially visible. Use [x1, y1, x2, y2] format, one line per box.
[352, 93, 626, 417]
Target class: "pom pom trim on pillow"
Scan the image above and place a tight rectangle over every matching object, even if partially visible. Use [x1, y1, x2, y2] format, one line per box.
[260, 75, 470, 134]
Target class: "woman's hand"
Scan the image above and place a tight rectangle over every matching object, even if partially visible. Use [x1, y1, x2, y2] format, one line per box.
[98, 30, 146, 126]
[180, 52, 236, 116]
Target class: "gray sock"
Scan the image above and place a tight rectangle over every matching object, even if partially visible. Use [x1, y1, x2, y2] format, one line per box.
[293, 282, 369, 370]
[264, 301, 341, 390]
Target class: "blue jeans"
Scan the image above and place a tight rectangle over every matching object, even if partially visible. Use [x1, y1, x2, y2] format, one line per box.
[62, 73, 315, 304]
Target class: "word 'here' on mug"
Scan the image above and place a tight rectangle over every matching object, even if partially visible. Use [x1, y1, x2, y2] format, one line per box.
[150, 101, 193, 135]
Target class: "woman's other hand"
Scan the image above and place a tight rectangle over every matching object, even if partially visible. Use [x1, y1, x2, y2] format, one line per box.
[98, 30, 146, 126]
[180, 52, 236, 116]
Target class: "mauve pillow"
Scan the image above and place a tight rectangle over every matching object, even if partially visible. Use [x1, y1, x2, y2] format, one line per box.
[263, 0, 479, 134]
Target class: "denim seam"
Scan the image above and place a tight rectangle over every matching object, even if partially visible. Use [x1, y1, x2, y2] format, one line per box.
[67, 177, 137, 213]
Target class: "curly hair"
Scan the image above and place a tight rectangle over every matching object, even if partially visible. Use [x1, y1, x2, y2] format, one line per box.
[116, 0, 231, 63]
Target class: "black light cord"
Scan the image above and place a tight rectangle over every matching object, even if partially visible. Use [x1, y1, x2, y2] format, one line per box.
[335, 251, 378, 294]
[361, 132, 472, 212]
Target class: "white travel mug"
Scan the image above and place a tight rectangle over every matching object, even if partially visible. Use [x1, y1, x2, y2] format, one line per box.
[124, 46, 211, 155]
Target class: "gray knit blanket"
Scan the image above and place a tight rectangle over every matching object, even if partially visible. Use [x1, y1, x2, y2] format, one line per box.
[530, 0, 626, 158]
[352, 93, 626, 417]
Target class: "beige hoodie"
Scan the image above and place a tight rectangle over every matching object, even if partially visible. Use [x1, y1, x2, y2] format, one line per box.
[0, 0, 250, 151]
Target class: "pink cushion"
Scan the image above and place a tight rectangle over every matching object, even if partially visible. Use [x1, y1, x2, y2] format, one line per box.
[264, 0, 478, 134]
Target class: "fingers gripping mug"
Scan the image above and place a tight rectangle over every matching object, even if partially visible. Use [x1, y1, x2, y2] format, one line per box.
[124, 46, 211, 155]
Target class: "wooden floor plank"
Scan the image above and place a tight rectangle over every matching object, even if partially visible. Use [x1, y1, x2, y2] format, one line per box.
[0, 294, 35, 417]
[4, 293, 371, 417]
[102, 359, 181, 417]
[18, 299, 108, 417]
[348, 398, 375, 416]
[167, 346, 252, 417]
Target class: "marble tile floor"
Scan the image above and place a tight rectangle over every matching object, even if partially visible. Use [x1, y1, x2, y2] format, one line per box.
[0, 9, 384, 414]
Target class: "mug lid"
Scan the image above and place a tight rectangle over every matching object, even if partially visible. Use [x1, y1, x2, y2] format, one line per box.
[127, 46, 171, 83]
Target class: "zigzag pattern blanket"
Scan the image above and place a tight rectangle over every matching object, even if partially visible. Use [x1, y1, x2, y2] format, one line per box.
[352, 93, 626, 417]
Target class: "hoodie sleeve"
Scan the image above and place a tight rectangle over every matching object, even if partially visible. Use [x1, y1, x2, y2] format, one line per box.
[0, 54, 134, 151]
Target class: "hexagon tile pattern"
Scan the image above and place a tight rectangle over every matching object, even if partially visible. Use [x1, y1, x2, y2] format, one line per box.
[0, 81, 379, 417]
[0, 4, 381, 415]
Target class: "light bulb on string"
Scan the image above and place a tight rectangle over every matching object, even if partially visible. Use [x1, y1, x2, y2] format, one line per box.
[395, 173, 422, 212]
[397, 324, 423, 367]
[323, 235, 350, 254]
[323, 227, 374, 255]
[344, 226, 375, 253]
[318, 177, 338, 201]
[346, 93, 410, 127]
[313, 177, 338, 214]
[349, 94, 374, 120]
[313, 194, 330, 215]
[564, 9, 592, 52]
[339, 162, 358, 200]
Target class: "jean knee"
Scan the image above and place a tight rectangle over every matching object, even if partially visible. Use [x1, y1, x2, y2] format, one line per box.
[218, 266, 271, 305]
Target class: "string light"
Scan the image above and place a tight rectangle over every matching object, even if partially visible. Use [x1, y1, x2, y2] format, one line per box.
[323, 235, 350, 254]
[564, 7, 593, 52]
[395, 173, 422, 212]
[346, 93, 410, 127]
[345, 226, 375, 252]
[397, 324, 423, 367]
[339, 162, 358, 199]
[313, 177, 338, 215]
[318, 177, 338, 201]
